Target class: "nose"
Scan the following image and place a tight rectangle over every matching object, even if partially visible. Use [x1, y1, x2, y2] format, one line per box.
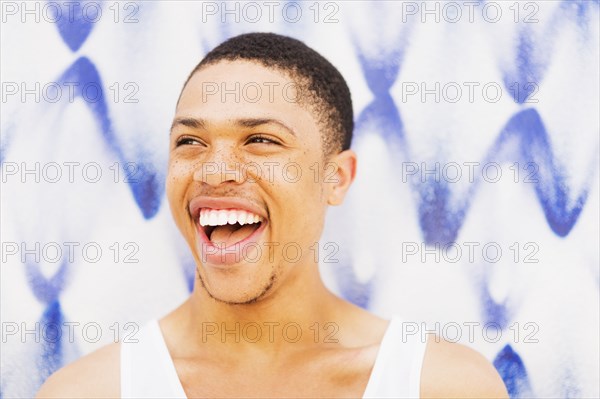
[192, 145, 244, 186]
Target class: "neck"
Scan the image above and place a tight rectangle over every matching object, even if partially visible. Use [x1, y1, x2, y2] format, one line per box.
[178, 261, 346, 352]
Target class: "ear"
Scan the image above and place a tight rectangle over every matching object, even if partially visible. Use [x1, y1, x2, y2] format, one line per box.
[326, 149, 357, 206]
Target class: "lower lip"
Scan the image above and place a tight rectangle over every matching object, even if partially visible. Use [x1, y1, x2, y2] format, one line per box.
[195, 220, 268, 267]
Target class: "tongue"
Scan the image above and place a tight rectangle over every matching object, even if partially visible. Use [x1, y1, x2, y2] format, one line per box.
[209, 223, 260, 248]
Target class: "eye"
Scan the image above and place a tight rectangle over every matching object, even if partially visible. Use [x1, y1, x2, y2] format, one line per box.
[247, 135, 280, 145]
[175, 136, 203, 147]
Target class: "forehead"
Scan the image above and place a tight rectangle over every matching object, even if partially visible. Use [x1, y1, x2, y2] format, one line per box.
[176, 60, 316, 131]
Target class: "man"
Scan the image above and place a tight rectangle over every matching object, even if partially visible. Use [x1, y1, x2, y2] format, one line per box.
[37, 32, 508, 398]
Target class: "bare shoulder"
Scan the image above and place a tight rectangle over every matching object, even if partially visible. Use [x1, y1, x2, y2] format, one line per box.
[420, 336, 508, 399]
[36, 342, 120, 399]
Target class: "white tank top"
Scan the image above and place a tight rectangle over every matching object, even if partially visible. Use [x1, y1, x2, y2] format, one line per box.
[121, 316, 428, 398]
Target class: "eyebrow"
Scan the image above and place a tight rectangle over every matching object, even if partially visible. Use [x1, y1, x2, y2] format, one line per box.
[170, 117, 205, 132]
[170, 117, 296, 137]
[238, 118, 297, 137]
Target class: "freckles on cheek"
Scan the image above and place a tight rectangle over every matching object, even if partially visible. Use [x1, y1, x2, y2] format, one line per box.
[166, 164, 191, 210]
[169, 159, 194, 182]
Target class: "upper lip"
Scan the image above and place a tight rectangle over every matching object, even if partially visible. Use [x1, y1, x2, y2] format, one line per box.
[188, 196, 268, 223]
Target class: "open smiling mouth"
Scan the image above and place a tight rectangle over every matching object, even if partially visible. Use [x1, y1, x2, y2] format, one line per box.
[199, 208, 265, 248]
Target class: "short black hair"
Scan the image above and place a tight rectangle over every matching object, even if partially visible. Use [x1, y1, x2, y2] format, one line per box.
[180, 32, 353, 156]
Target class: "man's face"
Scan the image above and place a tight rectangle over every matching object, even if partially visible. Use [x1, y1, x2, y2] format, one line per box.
[167, 60, 342, 304]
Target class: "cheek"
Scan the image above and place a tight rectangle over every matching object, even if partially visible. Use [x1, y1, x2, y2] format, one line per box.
[167, 158, 192, 187]
[274, 163, 327, 231]
[166, 160, 192, 219]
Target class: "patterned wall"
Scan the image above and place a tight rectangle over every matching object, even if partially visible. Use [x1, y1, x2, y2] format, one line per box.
[1, 1, 598, 398]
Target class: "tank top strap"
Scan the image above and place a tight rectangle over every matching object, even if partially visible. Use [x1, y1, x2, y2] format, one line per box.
[120, 319, 187, 398]
[362, 316, 429, 399]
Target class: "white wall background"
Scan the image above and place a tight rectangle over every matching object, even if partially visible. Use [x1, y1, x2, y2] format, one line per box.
[1, 1, 599, 398]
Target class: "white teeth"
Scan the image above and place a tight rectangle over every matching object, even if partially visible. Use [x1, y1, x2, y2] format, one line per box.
[228, 211, 238, 225]
[208, 210, 218, 226]
[238, 211, 248, 225]
[199, 209, 263, 227]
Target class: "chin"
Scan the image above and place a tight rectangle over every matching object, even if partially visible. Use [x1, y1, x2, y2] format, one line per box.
[198, 268, 277, 305]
